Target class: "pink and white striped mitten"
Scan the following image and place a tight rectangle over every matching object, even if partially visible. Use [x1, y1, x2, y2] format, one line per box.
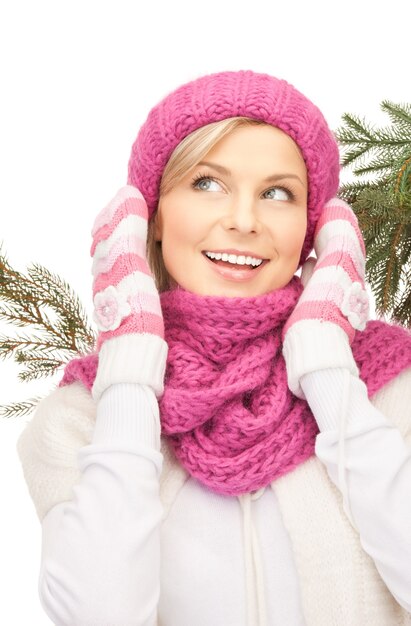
[282, 197, 370, 399]
[90, 185, 168, 402]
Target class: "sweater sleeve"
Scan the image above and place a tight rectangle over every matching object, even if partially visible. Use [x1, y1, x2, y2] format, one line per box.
[18, 382, 163, 626]
[301, 366, 411, 613]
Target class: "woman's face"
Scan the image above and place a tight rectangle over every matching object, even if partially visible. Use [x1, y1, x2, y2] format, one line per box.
[155, 124, 308, 297]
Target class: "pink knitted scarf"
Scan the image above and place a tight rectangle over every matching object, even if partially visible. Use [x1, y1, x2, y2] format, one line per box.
[60, 276, 411, 496]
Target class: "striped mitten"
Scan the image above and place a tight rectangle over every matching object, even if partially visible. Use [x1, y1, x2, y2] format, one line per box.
[282, 197, 370, 399]
[90, 185, 168, 401]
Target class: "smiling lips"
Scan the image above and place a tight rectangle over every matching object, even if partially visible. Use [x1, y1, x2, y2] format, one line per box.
[204, 252, 264, 269]
[202, 250, 269, 281]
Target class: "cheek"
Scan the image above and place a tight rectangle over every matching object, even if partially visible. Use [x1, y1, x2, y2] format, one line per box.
[159, 203, 204, 276]
[271, 211, 307, 257]
[161, 197, 211, 249]
[162, 211, 199, 249]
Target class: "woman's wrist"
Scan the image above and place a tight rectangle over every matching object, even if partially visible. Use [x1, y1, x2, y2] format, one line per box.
[300, 367, 387, 432]
[92, 382, 162, 450]
[92, 334, 168, 402]
[282, 320, 359, 399]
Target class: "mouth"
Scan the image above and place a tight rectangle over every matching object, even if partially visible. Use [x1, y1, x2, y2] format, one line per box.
[201, 251, 270, 282]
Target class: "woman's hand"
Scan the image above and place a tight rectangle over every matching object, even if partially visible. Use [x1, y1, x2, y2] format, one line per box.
[90, 185, 168, 401]
[282, 197, 370, 399]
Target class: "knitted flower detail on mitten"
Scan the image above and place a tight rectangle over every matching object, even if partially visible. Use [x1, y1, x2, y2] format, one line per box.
[282, 197, 370, 398]
[93, 285, 132, 331]
[341, 282, 369, 330]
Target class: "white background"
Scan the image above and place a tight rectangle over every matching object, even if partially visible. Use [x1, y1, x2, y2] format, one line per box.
[0, 0, 408, 622]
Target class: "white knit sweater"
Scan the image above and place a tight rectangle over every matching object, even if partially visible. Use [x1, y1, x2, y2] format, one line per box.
[16, 367, 411, 625]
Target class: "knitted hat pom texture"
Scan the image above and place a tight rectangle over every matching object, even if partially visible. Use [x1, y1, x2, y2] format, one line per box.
[127, 70, 341, 264]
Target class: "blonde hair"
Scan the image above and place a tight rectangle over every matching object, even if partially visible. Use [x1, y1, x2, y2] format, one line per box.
[146, 116, 267, 292]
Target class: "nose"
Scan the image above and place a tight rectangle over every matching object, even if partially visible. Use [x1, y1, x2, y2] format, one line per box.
[220, 196, 262, 235]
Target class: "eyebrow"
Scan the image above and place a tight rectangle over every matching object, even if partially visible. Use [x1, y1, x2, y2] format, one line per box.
[197, 160, 305, 185]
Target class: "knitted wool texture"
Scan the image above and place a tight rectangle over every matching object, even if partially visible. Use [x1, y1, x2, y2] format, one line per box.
[90, 186, 164, 350]
[60, 277, 411, 496]
[127, 69, 340, 265]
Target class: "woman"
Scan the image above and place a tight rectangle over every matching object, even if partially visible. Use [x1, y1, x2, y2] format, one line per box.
[17, 70, 411, 625]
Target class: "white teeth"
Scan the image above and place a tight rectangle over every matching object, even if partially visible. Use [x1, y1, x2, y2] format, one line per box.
[204, 251, 263, 267]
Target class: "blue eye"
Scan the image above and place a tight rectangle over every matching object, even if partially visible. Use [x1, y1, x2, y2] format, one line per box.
[191, 174, 221, 191]
[263, 187, 293, 201]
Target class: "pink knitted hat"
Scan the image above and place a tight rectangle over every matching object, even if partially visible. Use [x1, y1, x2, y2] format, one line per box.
[127, 69, 340, 263]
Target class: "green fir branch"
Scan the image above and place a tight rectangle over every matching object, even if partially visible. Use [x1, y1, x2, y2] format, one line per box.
[337, 100, 411, 328]
[0, 396, 44, 419]
[338, 113, 375, 141]
[393, 267, 411, 327]
[0, 246, 97, 417]
[17, 359, 62, 383]
[0, 332, 68, 357]
[381, 101, 411, 128]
